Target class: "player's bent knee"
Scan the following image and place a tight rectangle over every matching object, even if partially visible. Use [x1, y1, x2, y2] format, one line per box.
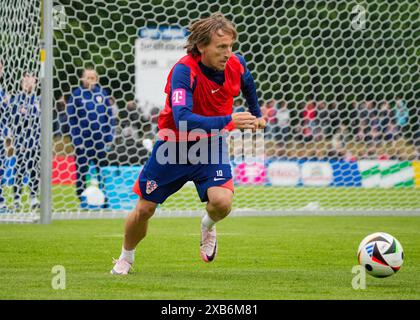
[218, 201, 232, 216]
[134, 198, 157, 221]
[209, 197, 232, 217]
[207, 187, 233, 218]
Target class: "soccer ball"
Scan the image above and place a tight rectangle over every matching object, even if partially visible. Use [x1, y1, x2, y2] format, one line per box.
[357, 232, 404, 278]
[82, 184, 105, 207]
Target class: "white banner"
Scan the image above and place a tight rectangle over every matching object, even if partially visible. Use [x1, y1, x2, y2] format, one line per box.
[267, 161, 300, 186]
[301, 162, 333, 187]
[359, 160, 414, 188]
[135, 27, 187, 115]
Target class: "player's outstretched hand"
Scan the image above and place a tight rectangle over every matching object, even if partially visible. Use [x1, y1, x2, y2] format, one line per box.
[232, 112, 257, 130]
[254, 117, 266, 130]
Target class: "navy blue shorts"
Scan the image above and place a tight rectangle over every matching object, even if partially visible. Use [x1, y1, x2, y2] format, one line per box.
[132, 136, 234, 204]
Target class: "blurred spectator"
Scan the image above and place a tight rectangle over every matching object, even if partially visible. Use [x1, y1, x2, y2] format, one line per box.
[149, 105, 161, 135]
[261, 99, 278, 125]
[346, 101, 360, 137]
[117, 101, 154, 165]
[392, 98, 409, 136]
[313, 101, 328, 142]
[150, 105, 161, 120]
[327, 102, 339, 140]
[356, 100, 379, 143]
[109, 96, 119, 119]
[53, 96, 69, 136]
[67, 67, 116, 208]
[378, 101, 395, 141]
[292, 101, 305, 141]
[329, 125, 356, 161]
[275, 100, 291, 142]
[9, 72, 41, 210]
[366, 101, 380, 140]
[355, 101, 368, 141]
[119, 100, 141, 140]
[302, 99, 316, 141]
[261, 99, 278, 140]
[113, 100, 152, 166]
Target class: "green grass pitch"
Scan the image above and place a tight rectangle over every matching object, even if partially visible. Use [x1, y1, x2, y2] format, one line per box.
[1, 184, 419, 212]
[0, 216, 419, 299]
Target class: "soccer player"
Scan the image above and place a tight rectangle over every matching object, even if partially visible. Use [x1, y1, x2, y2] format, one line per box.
[111, 13, 266, 274]
[67, 68, 116, 208]
[8, 72, 41, 210]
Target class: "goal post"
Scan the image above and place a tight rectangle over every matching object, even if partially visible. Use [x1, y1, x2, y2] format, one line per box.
[0, 0, 419, 223]
[40, 0, 53, 224]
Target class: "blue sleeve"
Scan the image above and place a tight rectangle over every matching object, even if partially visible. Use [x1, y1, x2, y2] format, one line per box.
[102, 88, 116, 143]
[236, 54, 262, 118]
[171, 64, 232, 133]
[66, 89, 81, 143]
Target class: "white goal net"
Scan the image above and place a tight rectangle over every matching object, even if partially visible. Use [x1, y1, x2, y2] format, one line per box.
[0, 0, 42, 222]
[1, 0, 419, 222]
